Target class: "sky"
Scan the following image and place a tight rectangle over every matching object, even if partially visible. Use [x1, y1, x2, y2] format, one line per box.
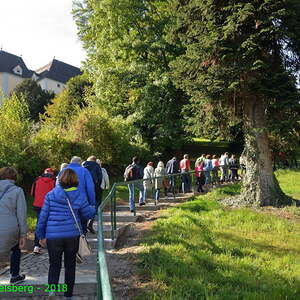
[0, 0, 86, 70]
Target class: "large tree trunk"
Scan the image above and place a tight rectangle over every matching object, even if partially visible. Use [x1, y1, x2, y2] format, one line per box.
[239, 96, 290, 207]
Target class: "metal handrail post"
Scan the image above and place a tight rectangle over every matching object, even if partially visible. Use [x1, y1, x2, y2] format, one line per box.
[97, 210, 114, 300]
[113, 188, 117, 230]
[110, 194, 114, 241]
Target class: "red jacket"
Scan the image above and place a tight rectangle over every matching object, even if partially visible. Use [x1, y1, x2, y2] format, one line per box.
[180, 158, 191, 171]
[31, 175, 56, 208]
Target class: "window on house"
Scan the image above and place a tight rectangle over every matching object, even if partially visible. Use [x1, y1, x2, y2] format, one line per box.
[13, 65, 23, 75]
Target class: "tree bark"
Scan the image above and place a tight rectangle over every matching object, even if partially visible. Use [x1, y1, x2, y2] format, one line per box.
[239, 96, 291, 207]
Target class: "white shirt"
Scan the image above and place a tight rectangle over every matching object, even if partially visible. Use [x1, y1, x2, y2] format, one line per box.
[101, 168, 110, 190]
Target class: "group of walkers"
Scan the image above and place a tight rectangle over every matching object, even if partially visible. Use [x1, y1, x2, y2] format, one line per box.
[0, 151, 243, 299]
[124, 152, 245, 211]
[0, 156, 109, 299]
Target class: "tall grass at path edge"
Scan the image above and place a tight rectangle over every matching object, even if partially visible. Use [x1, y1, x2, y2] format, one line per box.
[136, 170, 300, 300]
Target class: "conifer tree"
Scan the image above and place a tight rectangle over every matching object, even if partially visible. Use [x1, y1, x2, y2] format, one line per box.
[169, 0, 300, 206]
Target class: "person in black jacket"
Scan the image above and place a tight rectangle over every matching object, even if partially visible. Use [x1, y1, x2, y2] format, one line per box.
[229, 154, 239, 182]
[82, 155, 103, 234]
[166, 157, 180, 194]
[124, 157, 145, 212]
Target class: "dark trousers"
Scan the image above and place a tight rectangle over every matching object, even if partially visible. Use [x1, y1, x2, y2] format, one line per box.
[34, 207, 41, 247]
[10, 244, 21, 277]
[47, 237, 79, 298]
[181, 172, 191, 193]
[196, 177, 204, 192]
[230, 169, 238, 181]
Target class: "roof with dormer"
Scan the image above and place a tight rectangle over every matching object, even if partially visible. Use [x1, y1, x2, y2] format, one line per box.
[0, 50, 33, 78]
[35, 59, 82, 84]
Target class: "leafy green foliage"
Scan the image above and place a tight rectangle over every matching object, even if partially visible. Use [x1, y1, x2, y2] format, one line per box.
[0, 94, 44, 182]
[73, 0, 188, 153]
[13, 79, 55, 121]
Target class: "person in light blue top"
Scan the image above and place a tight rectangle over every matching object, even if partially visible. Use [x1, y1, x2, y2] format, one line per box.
[36, 169, 95, 300]
[203, 155, 213, 185]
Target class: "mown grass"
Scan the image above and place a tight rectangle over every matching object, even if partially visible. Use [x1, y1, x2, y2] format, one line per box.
[192, 138, 230, 148]
[275, 169, 300, 200]
[137, 174, 300, 299]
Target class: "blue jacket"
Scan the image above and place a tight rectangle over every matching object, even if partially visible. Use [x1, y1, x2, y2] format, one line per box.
[36, 186, 96, 240]
[58, 163, 96, 206]
[204, 159, 213, 172]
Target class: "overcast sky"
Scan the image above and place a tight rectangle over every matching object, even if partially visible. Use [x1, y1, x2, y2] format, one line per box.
[0, 0, 86, 70]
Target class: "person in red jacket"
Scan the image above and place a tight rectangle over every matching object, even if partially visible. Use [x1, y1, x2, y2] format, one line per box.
[31, 168, 55, 254]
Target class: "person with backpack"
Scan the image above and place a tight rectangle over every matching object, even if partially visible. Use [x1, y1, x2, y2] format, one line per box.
[36, 169, 95, 300]
[31, 168, 56, 254]
[82, 156, 103, 234]
[154, 161, 167, 204]
[0, 167, 27, 284]
[96, 159, 110, 197]
[166, 157, 180, 194]
[211, 155, 220, 186]
[195, 154, 206, 168]
[229, 154, 239, 182]
[203, 155, 213, 186]
[219, 152, 229, 183]
[124, 157, 145, 212]
[58, 156, 95, 235]
[195, 161, 205, 193]
[143, 162, 155, 202]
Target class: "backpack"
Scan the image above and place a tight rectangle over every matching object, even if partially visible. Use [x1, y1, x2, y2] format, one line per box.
[83, 163, 103, 186]
[124, 164, 136, 182]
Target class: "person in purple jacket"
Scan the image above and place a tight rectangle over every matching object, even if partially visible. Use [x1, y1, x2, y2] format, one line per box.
[58, 156, 96, 235]
[36, 169, 95, 300]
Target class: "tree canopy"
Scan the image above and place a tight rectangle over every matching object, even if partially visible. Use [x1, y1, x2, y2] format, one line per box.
[72, 0, 188, 153]
[13, 79, 55, 121]
[167, 0, 300, 205]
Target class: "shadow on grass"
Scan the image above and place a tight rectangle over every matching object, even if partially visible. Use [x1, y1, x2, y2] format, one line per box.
[137, 241, 300, 299]
[137, 198, 300, 299]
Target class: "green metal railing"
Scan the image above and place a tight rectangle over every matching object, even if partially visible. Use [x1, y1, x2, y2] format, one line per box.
[96, 171, 196, 300]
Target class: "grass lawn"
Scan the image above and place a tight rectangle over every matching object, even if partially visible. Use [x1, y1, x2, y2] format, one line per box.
[192, 138, 230, 148]
[137, 171, 300, 299]
[275, 169, 300, 200]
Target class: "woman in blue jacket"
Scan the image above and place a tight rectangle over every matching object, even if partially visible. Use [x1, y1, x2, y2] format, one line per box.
[36, 169, 95, 300]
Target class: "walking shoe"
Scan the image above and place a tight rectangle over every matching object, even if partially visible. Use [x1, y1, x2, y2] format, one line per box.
[139, 202, 146, 206]
[10, 274, 25, 284]
[87, 221, 96, 234]
[33, 246, 42, 254]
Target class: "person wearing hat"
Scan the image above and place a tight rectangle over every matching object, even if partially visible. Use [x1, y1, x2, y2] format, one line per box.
[31, 168, 56, 254]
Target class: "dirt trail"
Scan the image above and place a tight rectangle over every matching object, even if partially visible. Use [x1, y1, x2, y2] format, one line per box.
[106, 211, 161, 300]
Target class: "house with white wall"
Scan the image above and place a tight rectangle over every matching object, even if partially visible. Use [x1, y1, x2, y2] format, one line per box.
[0, 50, 82, 96]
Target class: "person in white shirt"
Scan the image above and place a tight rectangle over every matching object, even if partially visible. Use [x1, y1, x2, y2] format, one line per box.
[219, 152, 229, 183]
[143, 162, 155, 201]
[96, 159, 110, 202]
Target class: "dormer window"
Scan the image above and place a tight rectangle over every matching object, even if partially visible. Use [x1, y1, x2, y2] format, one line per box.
[32, 73, 38, 81]
[13, 65, 23, 76]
